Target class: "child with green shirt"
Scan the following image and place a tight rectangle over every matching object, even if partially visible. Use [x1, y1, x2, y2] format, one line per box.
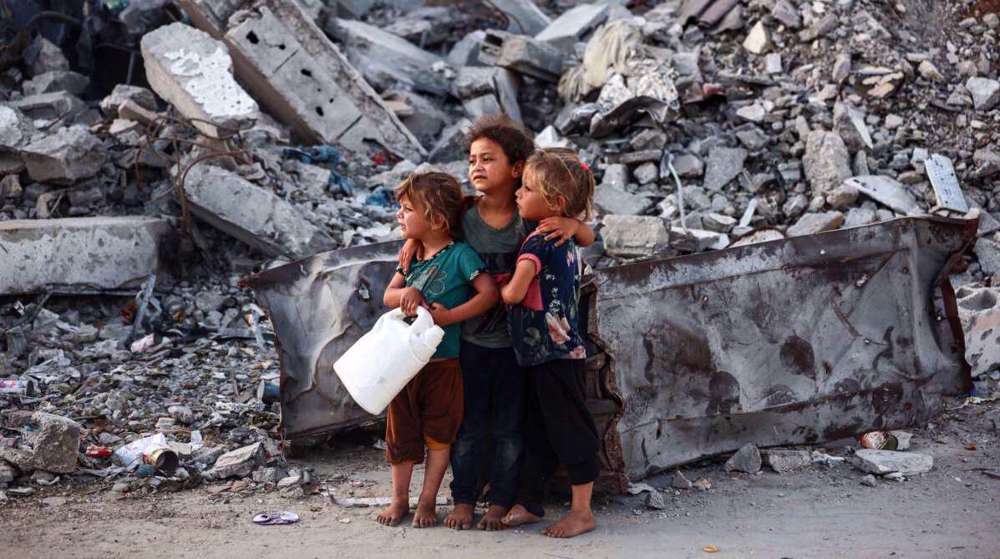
[378, 172, 498, 528]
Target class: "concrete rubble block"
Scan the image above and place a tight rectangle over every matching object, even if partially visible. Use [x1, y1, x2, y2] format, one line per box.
[724, 443, 761, 474]
[975, 236, 1000, 277]
[8, 91, 87, 122]
[671, 470, 693, 489]
[742, 21, 771, 54]
[633, 162, 658, 185]
[488, 0, 552, 35]
[833, 102, 873, 152]
[0, 106, 36, 152]
[671, 227, 730, 252]
[0, 411, 81, 474]
[672, 154, 704, 178]
[452, 66, 521, 121]
[965, 77, 1000, 111]
[182, 164, 334, 259]
[22, 71, 90, 97]
[209, 2, 425, 161]
[803, 130, 852, 195]
[765, 449, 812, 473]
[771, 0, 801, 28]
[448, 30, 487, 67]
[594, 182, 653, 216]
[0, 217, 177, 295]
[329, 18, 449, 96]
[535, 3, 609, 53]
[602, 215, 669, 258]
[383, 90, 449, 149]
[702, 147, 748, 191]
[100, 84, 159, 117]
[141, 22, 258, 138]
[844, 176, 922, 216]
[702, 213, 737, 233]
[851, 449, 933, 476]
[24, 36, 70, 76]
[20, 125, 106, 184]
[463, 94, 503, 119]
[955, 286, 1000, 377]
[480, 30, 564, 83]
[206, 442, 264, 480]
[786, 211, 845, 237]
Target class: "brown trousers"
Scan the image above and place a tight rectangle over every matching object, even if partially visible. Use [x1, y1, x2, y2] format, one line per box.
[385, 358, 464, 464]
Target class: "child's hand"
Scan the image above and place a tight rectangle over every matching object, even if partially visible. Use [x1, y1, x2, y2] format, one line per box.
[397, 238, 422, 273]
[398, 287, 425, 316]
[535, 217, 579, 246]
[428, 302, 453, 326]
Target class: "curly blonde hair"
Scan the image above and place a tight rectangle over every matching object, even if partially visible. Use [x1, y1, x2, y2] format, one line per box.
[523, 148, 595, 220]
[394, 172, 464, 235]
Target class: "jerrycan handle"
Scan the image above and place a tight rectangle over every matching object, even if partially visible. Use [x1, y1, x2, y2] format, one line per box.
[410, 306, 434, 333]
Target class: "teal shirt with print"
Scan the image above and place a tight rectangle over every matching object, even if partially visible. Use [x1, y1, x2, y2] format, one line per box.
[400, 242, 485, 359]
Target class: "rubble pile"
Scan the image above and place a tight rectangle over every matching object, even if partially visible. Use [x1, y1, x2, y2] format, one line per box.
[1, 0, 999, 499]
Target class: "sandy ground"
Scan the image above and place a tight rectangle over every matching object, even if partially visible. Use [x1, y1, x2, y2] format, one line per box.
[4, 398, 999, 559]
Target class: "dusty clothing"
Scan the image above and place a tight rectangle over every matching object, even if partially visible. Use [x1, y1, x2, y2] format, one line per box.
[516, 358, 600, 517]
[384, 359, 464, 464]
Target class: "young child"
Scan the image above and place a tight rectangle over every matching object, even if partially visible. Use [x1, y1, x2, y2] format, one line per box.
[402, 115, 595, 531]
[500, 148, 600, 539]
[378, 172, 498, 528]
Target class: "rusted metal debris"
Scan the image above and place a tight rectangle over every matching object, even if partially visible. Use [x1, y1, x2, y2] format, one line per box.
[246, 217, 975, 493]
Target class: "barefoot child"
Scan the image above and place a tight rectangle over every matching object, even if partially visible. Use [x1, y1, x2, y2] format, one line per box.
[377, 172, 498, 528]
[402, 115, 595, 531]
[500, 148, 599, 539]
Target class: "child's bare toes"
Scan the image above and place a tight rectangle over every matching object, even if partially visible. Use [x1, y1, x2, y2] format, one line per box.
[500, 505, 542, 527]
[477, 504, 508, 531]
[444, 503, 474, 530]
[412, 502, 438, 528]
[376, 501, 409, 527]
[541, 510, 595, 538]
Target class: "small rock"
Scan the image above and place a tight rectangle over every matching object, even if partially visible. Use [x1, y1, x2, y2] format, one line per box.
[724, 443, 762, 474]
[764, 53, 783, 74]
[803, 131, 852, 195]
[771, 0, 801, 28]
[832, 53, 852, 84]
[860, 474, 878, 487]
[645, 490, 667, 510]
[206, 443, 264, 480]
[852, 449, 933, 475]
[0, 411, 82, 474]
[671, 470, 693, 490]
[702, 213, 737, 233]
[595, 182, 652, 215]
[168, 405, 195, 425]
[766, 450, 813, 474]
[916, 60, 944, 82]
[966, 77, 1000, 111]
[703, 147, 748, 191]
[693, 478, 712, 491]
[671, 154, 704, 178]
[736, 103, 767, 123]
[743, 21, 771, 54]
[602, 215, 670, 257]
[20, 125, 106, 184]
[884, 114, 904, 130]
[787, 211, 845, 237]
[633, 162, 659, 185]
[100, 84, 159, 117]
[827, 184, 859, 209]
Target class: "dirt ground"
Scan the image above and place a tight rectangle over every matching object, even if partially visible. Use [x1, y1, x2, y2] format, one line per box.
[4, 397, 999, 559]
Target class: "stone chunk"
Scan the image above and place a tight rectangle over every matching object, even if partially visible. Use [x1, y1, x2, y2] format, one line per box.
[602, 215, 669, 257]
[535, 3, 609, 52]
[955, 285, 1000, 377]
[703, 147, 748, 191]
[833, 102, 873, 152]
[0, 411, 81, 474]
[771, 0, 801, 28]
[844, 176, 922, 216]
[448, 30, 486, 67]
[0, 217, 177, 295]
[183, 164, 334, 259]
[488, 0, 551, 35]
[8, 91, 87, 122]
[671, 154, 704, 178]
[803, 131, 852, 195]
[671, 470, 693, 489]
[633, 162, 659, 185]
[100, 84, 159, 117]
[0, 106, 36, 152]
[743, 21, 771, 54]
[724, 443, 761, 474]
[20, 125, 106, 184]
[594, 182, 652, 216]
[206, 442, 263, 480]
[966, 77, 1000, 111]
[329, 18, 449, 96]
[24, 36, 69, 76]
[22, 71, 89, 96]
[851, 449, 933, 475]
[480, 30, 563, 83]
[141, 22, 258, 138]
[672, 227, 729, 252]
[765, 450, 812, 473]
[786, 211, 845, 237]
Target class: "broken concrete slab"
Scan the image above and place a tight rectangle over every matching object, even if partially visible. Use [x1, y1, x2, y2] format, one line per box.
[803, 130, 852, 195]
[452, 66, 521, 122]
[765, 450, 812, 473]
[0, 411, 81, 474]
[955, 285, 1000, 377]
[178, 0, 425, 161]
[742, 21, 770, 54]
[7, 91, 87, 122]
[23, 36, 69, 77]
[20, 125, 106, 184]
[833, 102, 873, 152]
[786, 211, 845, 237]
[602, 215, 670, 258]
[22, 71, 90, 97]
[141, 22, 258, 139]
[99, 84, 159, 117]
[924, 154, 969, 213]
[851, 449, 933, 476]
[480, 30, 563, 83]
[205, 442, 263, 480]
[844, 176, 922, 216]
[488, 0, 552, 35]
[975, 236, 1000, 277]
[182, 164, 335, 259]
[0, 105, 36, 152]
[0, 217, 177, 295]
[965, 77, 1000, 111]
[724, 443, 761, 474]
[671, 227, 730, 251]
[535, 3, 609, 53]
[448, 30, 487, 67]
[702, 146, 747, 191]
[329, 18, 449, 96]
[594, 182, 653, 216]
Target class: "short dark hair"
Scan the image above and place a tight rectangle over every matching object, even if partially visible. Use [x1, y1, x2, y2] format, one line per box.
[465, 114, 534, 165]
[394, 172, 464, 235]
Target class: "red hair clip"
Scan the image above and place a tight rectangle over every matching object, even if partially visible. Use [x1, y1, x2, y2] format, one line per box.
[579, 161, 590, 172]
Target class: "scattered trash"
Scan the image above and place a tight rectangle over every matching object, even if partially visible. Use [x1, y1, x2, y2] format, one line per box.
[859, 431, 899, 450]
[252, 511, 300, 525]
[703, 545, 720, 553]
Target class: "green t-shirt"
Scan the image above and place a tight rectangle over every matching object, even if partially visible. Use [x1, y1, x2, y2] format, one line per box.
[400, 241, 485, 359]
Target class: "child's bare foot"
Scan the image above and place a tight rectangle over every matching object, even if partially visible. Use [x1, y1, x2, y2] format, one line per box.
[477, 504, 508, 531]
[541, 510, 596, 538]
[444, 503, 474, 530]
[376, 500, 409, 526]
[412, 500, 438, 528]
[500, 504, 542, 527]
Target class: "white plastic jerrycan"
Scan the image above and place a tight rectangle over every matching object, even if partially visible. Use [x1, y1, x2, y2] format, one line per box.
[334, 306, 444, 415]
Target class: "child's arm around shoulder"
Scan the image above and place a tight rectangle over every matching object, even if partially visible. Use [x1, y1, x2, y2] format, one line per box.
[535, 217, 596, 247]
